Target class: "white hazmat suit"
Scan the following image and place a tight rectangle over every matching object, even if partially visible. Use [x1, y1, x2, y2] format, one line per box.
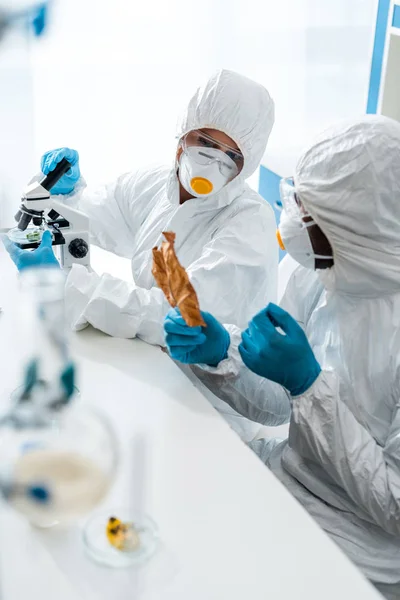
[192, 115, 400, 599]
[63, 69, 276, 342]
[59, 70, 277, 440]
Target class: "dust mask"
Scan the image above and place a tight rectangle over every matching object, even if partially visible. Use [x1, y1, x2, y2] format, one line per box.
[278, 209, 332, 270]
[179, 146, 237, 198]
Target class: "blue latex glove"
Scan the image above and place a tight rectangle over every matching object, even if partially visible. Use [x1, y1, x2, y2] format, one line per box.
[3, 230, 59, 272]
[164, 308, 230, 366]
[40, 147, 80, 195]
[239, 303, 321, 396]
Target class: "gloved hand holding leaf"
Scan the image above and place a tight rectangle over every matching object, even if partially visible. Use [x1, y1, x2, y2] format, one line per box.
[152, 231, 206, 327]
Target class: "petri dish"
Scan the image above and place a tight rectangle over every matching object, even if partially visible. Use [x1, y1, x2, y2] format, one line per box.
[8, 227, 45, 245]
[83, 508, 159, 568]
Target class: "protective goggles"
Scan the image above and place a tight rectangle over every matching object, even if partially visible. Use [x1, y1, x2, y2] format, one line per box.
[181, 130, 244, 178]
[278, 176, 313, 252]
[277, 176, 333, 260]
[279, 177, 306, 217]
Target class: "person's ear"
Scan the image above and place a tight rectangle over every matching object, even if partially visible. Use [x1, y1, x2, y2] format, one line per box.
[176, 145, 183, 161]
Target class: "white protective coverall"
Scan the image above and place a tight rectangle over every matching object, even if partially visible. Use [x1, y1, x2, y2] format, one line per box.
[60, 69, 277, 441]
[192, 115, 400, 599]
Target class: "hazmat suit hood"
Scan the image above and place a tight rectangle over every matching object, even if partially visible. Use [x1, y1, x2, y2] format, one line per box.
[295, 115, 400, 298]
[173, 69, 275, 210]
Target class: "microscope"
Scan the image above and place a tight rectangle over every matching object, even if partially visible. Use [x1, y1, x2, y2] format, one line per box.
[10, 158, 90, 269]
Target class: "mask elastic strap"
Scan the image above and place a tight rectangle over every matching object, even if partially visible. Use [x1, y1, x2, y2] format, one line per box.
[301, 218, 333, 260]
[301, 215, 315, 227]
[313, 253, 334, 260]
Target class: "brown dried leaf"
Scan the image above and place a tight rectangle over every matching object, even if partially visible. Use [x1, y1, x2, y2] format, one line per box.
[152, 231, 206, 328]
[162, 232, 206, 328]
[152, 247, 176, 307]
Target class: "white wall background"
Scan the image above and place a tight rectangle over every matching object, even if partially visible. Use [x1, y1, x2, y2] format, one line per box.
[30, 0, 377, 174]
[263, 0, 378, 174]
[1, 0, 377, 224]
[0, 28, 35, 227]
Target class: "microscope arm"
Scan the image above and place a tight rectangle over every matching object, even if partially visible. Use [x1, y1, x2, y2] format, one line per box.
[48, 198, 89, 234]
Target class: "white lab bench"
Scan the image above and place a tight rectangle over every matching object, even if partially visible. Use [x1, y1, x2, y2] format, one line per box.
[0, 246, 382, 600]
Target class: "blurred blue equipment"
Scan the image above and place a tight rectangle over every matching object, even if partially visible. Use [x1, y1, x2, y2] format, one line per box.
[0, 1, 49, 41]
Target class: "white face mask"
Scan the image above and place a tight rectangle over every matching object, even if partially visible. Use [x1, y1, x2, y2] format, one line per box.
[178, 146, 236, 198]
[278, 208, 333, 269]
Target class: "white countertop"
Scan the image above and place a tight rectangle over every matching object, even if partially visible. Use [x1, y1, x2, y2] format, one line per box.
[0, 245, 382, 600]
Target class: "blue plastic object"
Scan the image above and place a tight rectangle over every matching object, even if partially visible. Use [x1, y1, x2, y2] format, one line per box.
[164, 308, 230, 366]
[393, 3, 400, 28]
[21, 359, 39, 399]
[259, 165, 285, 261]
[27, 484, 51, 503]
[31, 3, 48, 37]
[3, 2, 49, 39]
[60, 362, 76, 401]
[239, 303, 321, 396]
[3, 230, 59, 272]
[41, 148, 80, 195]
[367, 0, 391, 114]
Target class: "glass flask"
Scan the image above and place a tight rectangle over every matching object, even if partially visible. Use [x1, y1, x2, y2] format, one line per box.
[0, 267, 118, 528]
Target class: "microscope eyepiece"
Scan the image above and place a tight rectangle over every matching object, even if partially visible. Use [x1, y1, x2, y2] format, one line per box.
[40, 158, 72, 192]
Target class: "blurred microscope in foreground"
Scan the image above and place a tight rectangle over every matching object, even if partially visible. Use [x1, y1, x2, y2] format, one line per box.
[0, 266, 117, 529]
[0, 0, 112, 547]
[0, 2, 154, 569]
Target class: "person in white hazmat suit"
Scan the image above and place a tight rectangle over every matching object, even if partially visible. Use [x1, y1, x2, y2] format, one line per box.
[164, 115, 400, 599]
[4, 69, 277, 442]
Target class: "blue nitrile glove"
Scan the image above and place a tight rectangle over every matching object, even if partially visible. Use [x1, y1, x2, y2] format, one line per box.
[239, 303, 321, 396]
[2, 230, 59, 272]
[164, 308, 230, 366]
[40, 147, 80, 195]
